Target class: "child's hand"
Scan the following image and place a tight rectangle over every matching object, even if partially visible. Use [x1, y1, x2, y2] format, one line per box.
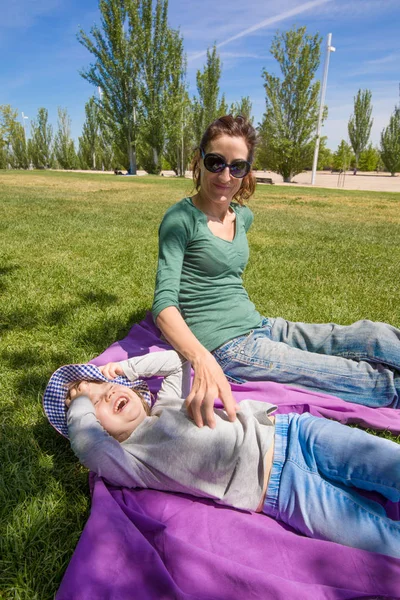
[99, 362, 124, 379]
[65, 381, 91, 408]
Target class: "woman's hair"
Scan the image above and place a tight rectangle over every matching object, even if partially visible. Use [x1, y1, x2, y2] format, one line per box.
[191, 114, 257, 204]
[65, 379, 151, 416]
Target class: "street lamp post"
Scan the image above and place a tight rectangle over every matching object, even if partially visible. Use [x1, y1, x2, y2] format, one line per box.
[311, 33, 335, 185]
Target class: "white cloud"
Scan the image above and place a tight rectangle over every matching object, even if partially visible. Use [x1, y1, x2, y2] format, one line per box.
[188, 0, 333, 61]
[0, 0, 63, 30]
[367, 53, 400, 66]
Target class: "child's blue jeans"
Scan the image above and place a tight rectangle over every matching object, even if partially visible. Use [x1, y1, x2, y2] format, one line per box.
[212, 318, 400, 407]
[263, 413, 400, 558]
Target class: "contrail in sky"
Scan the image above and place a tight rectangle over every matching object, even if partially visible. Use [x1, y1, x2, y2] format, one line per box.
[188, 0, 333, 61]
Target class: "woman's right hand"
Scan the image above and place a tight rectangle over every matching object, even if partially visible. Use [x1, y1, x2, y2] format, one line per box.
[185, 351, 239, 428]
[156, 307, 239, 428]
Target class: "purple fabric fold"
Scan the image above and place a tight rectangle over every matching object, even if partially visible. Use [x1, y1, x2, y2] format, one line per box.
[57, 313, 400, 600]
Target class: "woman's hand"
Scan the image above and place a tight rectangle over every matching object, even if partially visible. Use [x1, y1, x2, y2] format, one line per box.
[185, 352, 239, 428]
[99, 362, 124, 379]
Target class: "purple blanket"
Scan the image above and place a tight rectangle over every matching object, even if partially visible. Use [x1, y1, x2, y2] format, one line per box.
[57, 314, 400, 600]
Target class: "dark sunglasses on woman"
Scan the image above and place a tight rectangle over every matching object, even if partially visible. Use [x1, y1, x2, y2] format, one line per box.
[200, 149, 251, 179]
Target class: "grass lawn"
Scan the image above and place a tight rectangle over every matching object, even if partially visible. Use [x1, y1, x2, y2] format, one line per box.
[1, 170, 399, 598]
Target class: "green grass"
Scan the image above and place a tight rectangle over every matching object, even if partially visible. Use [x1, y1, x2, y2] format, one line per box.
[0, 170, 399, 598]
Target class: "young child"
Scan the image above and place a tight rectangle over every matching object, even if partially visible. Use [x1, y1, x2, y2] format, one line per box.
[43, 350, 400, 559]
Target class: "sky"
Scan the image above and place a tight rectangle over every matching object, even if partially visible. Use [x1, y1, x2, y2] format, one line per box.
[1, 0, 399, 151]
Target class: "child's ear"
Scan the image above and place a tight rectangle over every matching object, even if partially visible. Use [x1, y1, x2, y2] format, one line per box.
[65, 396, 72, 408]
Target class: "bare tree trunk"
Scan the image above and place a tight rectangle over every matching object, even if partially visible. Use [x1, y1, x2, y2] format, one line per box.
[153, 147, 159, 173]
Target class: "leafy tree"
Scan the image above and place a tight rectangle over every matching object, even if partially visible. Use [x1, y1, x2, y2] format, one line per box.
[358, 144, 380, 172]
[332, 140, 353, 172]
[316, 137, 333, 170]
[348, 89, 373, 173]
[29, 108, 53, 168]
[380, 107, 400, 176]
[229, 97, 253, 122]
[0, 140, 6, 168]
[10, 122, 29, 169]
[163, 35, 193, 176]
[78, 97, 102, 170]
[0, 105, 11, 168]
[54, 107, 78, 170]
[136, 2, 185, 174]
[78, 0, 139, 174]
[78, 0, 182, 175]
[97, 111, 117, 170]
[0, 105, 29, 169]
[259, 26, 322, 182]
[192, 45, 227, 143]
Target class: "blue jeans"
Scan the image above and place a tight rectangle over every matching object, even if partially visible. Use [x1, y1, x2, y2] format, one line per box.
[263, 413, 400, 558]
[212, 318, 400, 408]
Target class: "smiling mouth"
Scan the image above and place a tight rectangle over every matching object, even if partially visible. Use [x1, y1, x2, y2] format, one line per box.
[114, 398, 129, 413]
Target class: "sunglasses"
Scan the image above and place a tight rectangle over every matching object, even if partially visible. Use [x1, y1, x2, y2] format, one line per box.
[200, 149, 251, 179]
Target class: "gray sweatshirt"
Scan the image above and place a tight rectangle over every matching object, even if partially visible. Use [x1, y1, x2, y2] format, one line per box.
[67, 351, 277, 511]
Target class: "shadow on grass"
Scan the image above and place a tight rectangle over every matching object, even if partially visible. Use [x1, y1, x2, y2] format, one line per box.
[1, 289, 120, 333]
[1, 419, 90, 599]
[3, 308, 149, 403]
[75, 308, 148, 358]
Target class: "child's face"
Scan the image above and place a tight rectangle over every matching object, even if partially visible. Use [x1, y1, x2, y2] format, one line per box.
[68, 381, 147, 441]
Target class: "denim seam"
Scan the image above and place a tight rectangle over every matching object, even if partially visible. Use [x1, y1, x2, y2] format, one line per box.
[231, 352, 384, 381]
[285, 457, 399, 497]
[317, 475, 400, 527]
[284, 459, 400, 526]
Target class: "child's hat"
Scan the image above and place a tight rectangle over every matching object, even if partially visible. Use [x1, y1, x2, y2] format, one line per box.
[43, 363, 151, 439]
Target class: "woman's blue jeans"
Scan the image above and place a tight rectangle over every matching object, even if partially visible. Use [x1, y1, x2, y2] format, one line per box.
[212, 318, 400, 408]
[263, 413, 400, 558]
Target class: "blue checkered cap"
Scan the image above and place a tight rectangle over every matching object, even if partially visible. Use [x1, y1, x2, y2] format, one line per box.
[43, 363, 152, 439]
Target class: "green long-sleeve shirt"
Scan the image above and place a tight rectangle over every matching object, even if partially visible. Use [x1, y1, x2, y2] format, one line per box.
[152, 197, 262, 351]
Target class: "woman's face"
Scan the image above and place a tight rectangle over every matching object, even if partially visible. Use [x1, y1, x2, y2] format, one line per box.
[199, 134, 249, 206]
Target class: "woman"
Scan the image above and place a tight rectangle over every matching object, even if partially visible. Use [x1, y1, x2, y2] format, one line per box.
[152, 115, 400, 427]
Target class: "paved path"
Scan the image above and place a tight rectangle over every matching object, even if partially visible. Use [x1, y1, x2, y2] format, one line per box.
[252, 170, 400, 193]
[61, 169, 400, 193]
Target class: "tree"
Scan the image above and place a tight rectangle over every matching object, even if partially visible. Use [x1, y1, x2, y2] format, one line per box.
[348, 89, 373, 173]
[358, 144, 380, 172]
[78, 0, 183, 175]
[0, 139, 6, 169]
[229, 97, 253, 122]
[316, 137, 333, 170]
[29, 107, 53, 168]
[0, 105, 12, 168]
[54, 107, 78, 169]
[0, 105, 29, 169]
[78, 0, 140, 174]
[332, 140, 353, 172]
[259, 26, 322, 182]
[163, 34, 193, 176]
[380, 107, 400, 176]
[136, 2, 185, 174]
[192, 45, 227, 143]
[78, 97, 102, 170]
[10, 122, 29, 169]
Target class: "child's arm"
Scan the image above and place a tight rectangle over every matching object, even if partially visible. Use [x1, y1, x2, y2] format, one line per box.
[67, 396, 155, 489]
[101, 350, 191, 410]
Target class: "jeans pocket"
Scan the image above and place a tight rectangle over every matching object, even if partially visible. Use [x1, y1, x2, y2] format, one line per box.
[213, 335, 248, 370]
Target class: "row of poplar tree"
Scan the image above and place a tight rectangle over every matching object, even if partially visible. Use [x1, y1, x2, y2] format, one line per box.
[1, 0, 400, 180]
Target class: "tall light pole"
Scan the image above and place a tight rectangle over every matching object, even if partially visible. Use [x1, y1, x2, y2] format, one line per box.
[311, 33, 335, 185]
